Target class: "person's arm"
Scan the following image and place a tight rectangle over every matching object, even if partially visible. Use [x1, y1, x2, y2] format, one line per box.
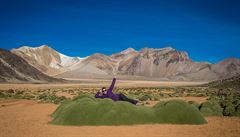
[107, 78, 116, 96]
[95, 92, 103, 98]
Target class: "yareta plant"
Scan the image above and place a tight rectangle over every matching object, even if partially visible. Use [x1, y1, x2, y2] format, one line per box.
[199, 101, 223, 116]
[51, 95, 207, 125]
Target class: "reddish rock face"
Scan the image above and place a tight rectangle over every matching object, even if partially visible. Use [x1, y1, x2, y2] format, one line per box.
[165, 51, 190, 67]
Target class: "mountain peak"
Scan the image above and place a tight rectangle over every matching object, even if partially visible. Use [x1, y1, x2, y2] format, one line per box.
[120, 47, 137, 54]
[91, 53, 108, 58]
[155, 47, 174, 51]
[140, 47, 175, 53]
[217, 58, 240, 65]
[16, 45, 51, 51]
[39, 45, 49, 49]
[17, 46, 31, 50]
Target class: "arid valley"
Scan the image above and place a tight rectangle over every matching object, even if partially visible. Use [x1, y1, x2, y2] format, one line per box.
[1, 79, 240, 137]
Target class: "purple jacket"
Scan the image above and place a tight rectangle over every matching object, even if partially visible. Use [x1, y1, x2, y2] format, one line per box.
[95, 78, 120, 101]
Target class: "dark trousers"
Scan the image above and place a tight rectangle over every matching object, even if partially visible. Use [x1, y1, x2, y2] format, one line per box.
[119, 93, 138, 105]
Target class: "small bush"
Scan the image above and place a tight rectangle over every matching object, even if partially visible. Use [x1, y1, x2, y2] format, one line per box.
[0, 92, 7, 98]
[38, 93, 67, 104]
[223, 103, 235, 116]
[199, 101, 223, 116]
[139, 94, 152, 101]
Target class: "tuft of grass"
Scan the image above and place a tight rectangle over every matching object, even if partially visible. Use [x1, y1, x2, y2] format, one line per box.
[0, 92, 7, 98]
[138, 94, 152, 101]
[38, 93, 67, 104]
[50, 95, 207, 126]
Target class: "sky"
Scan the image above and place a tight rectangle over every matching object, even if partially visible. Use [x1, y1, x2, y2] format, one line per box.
[0, 0, 240, 63]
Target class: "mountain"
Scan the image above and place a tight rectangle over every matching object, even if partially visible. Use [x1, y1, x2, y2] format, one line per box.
[172, 58, 240, 81]
[11, 45, 83, 76]
[122, 47, 193, 77]
[0, 48, 64, 83]
[58, 53, 117, 78]
[12, 45, 240, 81]
[211, 58, 240, 79]
[109, 47, 219, 81]
[58, 48, 138, 78]
[111, 48, 139, 74]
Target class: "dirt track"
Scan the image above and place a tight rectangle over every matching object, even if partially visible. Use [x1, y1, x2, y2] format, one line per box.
[0, 99, 240, 137]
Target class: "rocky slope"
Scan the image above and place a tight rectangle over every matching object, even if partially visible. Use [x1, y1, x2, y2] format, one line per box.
[11, 45, 83, 76]
[0, 49, 64, 83]
[58, 53, 117, 78]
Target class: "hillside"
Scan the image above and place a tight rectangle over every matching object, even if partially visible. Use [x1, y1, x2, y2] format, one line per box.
[11, 45, 83, 76]
[206, 74, 240, 90]
[0, 48, 64, 83]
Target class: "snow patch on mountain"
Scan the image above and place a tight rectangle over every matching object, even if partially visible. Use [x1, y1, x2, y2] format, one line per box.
[59, 53, 80, 67]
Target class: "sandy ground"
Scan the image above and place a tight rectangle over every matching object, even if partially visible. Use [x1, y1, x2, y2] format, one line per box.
[1, 99, 240, 137]
[0, 80, 205, 90]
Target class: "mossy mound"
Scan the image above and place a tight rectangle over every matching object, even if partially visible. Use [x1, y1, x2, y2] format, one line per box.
[51, 95, 207, 125]
[199, 101, 223, 116]
[153, 100, 206, 124]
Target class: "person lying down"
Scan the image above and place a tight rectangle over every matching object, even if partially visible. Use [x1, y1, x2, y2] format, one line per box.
[95, 78, 138, 105]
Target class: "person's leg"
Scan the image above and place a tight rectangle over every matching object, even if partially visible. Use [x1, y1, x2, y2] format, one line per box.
[119, 93, 138, 105]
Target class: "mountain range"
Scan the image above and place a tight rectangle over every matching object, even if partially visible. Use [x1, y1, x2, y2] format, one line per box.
[9, 45, 240, 82]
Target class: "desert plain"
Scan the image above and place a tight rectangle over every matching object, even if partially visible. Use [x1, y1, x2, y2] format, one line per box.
[0, 80, 239, 137]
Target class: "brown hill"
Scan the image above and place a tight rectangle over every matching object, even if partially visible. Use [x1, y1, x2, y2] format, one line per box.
[0, 48, 64, 83]
[11, 45, 82, 76]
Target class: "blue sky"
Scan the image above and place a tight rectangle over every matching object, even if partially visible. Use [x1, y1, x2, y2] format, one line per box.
[0, 0, 240, 63]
